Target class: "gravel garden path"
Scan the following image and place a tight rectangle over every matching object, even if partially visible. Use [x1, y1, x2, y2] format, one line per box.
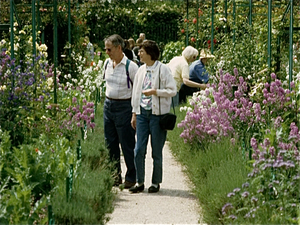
[107, 141, 205, 224]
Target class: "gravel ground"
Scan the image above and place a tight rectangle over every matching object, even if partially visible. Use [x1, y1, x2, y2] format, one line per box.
[107, 141, 205, 225]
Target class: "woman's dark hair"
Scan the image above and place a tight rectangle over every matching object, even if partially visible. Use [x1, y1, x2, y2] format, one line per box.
[140, 40, 160, 61]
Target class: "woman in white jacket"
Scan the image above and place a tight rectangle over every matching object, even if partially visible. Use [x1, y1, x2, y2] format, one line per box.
[130, 40, 177, 193]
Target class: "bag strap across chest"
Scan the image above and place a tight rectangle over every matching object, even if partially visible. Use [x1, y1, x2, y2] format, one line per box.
[103, 59, 133, 88]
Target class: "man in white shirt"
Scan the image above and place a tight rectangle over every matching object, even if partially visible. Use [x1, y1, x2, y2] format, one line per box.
[103, 34, 138, 189]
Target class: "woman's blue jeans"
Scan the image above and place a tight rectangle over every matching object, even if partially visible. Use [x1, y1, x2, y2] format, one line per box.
[134, 107, 167, 184]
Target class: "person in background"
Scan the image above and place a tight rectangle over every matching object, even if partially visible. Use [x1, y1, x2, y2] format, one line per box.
[103, 34, 138, 189]
[128, 38, 138, 63]
[84, 36, 94, 65]
[128, 38, 135, 50]
[167, 46, 206, 106]
[139, 32, 146, 42]
[179, 49, 214, 103]
[129, 40, 176, 193]
[133, 38, 144, 65]
[124, 39, 134, 60]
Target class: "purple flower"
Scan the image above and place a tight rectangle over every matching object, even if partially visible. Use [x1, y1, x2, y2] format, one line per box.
[251, 196, 258, 202]
[263, 138, 270, 147]
[233, 68, 238, 76]
[257, 189, 264, 194]
[290, 81, 295, 88]
[271, 73, 276, 80]
[242, 182, 249, 188]
[227, 192, 235, 198]
[72, 97, 77, 103]
[269, 146, 275, 156]
[228, 215, 237, 220]
[241, 191, 249, 198]
[250, 138, 258, 150]
[39, 95, 44, 101]
[222, 203, 233, 215]
[233, 188, 241, 193]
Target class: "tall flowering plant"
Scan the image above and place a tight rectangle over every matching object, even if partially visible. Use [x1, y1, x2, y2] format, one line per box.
[178, 68, 257, 147]
[0, 48, 52, 146]
[178, 68, 297, 151]
[221, 121, 300, 224]
[60, 50, 106, 102]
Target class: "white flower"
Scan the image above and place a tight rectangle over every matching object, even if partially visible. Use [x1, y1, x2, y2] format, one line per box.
[28, 36, 33, 45]
[19, 30, 26, 35]
[39, 44, 48, 51]
[68, 74, 71, 79]
[47, 77, 53, 88]
[14, 43, 19, 51]
[0, 85, 7, 91]
[0, 39, 6, 46]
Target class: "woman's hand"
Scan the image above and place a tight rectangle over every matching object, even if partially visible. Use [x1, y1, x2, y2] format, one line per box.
[131, 113, 137, 130]
[142, 89, 157, 96]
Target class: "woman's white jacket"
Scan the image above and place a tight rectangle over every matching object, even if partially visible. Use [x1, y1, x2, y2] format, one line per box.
[131, 61, 177, 115]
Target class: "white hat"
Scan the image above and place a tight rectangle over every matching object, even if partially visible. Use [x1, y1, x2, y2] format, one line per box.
[199, 49, 215, 59]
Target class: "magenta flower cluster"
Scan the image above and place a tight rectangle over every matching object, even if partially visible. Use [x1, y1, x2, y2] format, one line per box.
[178, 68, 256, 143]
[62, 97, 95, 131]
[178, 68, 296, 145]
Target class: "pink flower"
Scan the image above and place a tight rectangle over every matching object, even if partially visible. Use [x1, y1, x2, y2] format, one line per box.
[271, 73, 276, 80]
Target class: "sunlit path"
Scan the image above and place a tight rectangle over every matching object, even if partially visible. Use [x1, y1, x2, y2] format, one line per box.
[107, 141, 204, 224]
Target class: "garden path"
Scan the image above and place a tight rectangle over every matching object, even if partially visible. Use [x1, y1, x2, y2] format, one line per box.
[107, 141, 205, 224]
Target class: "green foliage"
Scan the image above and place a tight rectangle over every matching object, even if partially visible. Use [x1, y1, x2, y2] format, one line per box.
[161, 41, 185, 63]
[51, 104, 115, 224]
[207, 24, 267, 84]
[51, 164, 114, 225]
[0, 133, 74, 224]
[76, 0, 181, 48]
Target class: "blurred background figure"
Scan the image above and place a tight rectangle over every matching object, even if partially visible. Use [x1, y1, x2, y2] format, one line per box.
[84, 36, 94, 64]
[168, 46, 206, 106]
[128, 38, 138, 62]
[133, 38, 144, 66]
[139, 32, 146, 42]
[179, 49, 214, 103]
[124, 39, 134, 60]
